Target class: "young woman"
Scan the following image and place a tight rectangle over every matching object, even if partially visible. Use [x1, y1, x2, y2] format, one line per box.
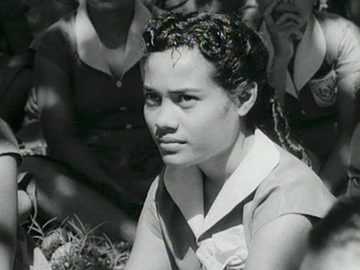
[254, 0, 360, 194]
[125, 12, 335, 270]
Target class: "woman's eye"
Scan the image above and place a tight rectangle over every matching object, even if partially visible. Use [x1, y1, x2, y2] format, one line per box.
[144, 93, 161, 106]
[178, 95, 198, 107]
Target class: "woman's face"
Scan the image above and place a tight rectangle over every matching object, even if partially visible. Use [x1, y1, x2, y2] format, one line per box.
[256, 0, 316, 27]
[142, 47, 242, 167]
[87, 0, 133, 11]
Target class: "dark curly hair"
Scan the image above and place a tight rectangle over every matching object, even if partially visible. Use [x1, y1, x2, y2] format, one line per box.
[142, 12, 310, 165]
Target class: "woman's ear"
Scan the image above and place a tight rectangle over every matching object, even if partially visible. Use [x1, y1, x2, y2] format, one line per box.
[236, 82, 258, 117]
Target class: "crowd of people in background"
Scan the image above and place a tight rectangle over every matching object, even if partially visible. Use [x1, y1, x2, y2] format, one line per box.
[1, 0, 360, 269]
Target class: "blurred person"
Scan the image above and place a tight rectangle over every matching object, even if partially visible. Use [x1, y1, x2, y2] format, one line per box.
[255, 0, 360, 195]
[20, 0, 162, 244]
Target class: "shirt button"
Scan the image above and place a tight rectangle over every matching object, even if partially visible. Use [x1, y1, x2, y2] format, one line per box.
[125, 124, 133, 130]
[116, 80, 122, 88]
[120, 106, 127, 112]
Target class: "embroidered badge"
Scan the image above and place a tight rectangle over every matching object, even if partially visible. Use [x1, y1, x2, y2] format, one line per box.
[308, 70, 337, 108]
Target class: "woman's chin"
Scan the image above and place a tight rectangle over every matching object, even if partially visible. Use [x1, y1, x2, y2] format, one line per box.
[161, 155, 194, 168]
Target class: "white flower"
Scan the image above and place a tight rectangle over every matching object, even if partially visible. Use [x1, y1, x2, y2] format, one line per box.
[196, 225, 248, 270]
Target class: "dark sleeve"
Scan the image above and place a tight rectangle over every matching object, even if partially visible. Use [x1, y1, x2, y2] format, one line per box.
[0, 118, 21, 165]
[35, 14, 75, 72]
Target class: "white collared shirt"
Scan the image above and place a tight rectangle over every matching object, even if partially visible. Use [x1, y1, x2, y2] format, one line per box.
[138, 129, 334, 270]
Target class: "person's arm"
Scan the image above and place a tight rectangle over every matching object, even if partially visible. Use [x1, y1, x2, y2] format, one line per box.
[35, 54, 140, 202]
[320, 76, 358, 193]
[0, 154, 18, 270]
[263, 0, 303, 105]
[245, 214, 313, 270]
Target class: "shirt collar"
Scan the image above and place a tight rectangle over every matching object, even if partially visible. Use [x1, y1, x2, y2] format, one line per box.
[74, 0, 151, 77]
[260, 14, 326, 98]
[163, 129, 280, 239]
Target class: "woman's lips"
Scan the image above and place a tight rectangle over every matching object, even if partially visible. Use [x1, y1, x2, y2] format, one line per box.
[158, 142, 185, 152]
[157, 137, 186, 152]
[271, 10, 300, 22]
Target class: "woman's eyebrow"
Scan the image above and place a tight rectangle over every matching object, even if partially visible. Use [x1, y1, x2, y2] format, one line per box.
[142, 86, 157, 93]
[170, 89, 202, 94]
[143, 86, 202, 94]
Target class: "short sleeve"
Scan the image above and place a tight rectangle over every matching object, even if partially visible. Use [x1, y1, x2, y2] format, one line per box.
[336, 24, 360, 81]
[248, 153, 335, 237]
[321, 14, 360, 82]
[0, 118, 21, 165]
[138, 177, 163, 239]
[35, 14, 75, 72]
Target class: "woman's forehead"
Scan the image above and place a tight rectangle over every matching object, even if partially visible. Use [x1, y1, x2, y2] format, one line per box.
[143, 48, 221, 92]
[145, 47, 212, 70]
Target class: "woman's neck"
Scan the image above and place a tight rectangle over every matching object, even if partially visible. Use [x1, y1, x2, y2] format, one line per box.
[200, 127, 255, 188]
[200, 127, 255, 214]
[87, 2, 135, 48]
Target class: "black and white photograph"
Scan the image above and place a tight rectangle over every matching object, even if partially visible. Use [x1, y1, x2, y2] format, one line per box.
[0, 0, 359, 269]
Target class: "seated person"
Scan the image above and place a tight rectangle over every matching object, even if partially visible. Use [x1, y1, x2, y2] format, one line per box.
[20, 0, 162, 244]
[125, 12, 335, 270]
[255, 0, 360, 194]
[300, 195, 360, 270]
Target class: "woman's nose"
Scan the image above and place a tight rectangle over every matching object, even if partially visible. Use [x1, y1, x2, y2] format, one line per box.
[155, 102, 178, 131]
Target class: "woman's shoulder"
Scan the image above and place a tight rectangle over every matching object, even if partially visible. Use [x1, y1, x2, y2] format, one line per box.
[35, 11, 78, 72]
[274, 145, 320, 181]
[254, 146, 334, 210]
[314, 10, 360, 52]
[261, 145, 329, 195]
[45, 11, 77, 36]
[314, 10, 356, 29]
[35, 11, 77, 52]
[247, 147, 335, 236]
